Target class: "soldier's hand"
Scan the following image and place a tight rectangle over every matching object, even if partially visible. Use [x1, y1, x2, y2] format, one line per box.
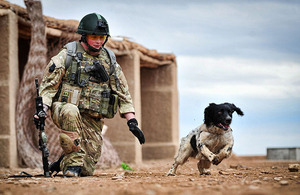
[127, 118, 145, 144]
[33, 104, 49, 121]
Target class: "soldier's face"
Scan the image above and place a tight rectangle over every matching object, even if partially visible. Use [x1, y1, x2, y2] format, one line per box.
[86, 35, 107, 49]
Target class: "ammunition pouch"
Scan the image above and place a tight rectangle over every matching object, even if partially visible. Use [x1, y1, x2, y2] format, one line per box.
[58, 82, 118, 119]
[78, 82, 110, 115]
[58, 84, 82, 105]
[106, 94, 118, 118]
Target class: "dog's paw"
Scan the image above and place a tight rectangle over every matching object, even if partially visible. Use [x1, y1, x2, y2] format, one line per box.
[166, 172, 176, 176]
[200, 170, 211, 175]
[212, 156, 221, 165]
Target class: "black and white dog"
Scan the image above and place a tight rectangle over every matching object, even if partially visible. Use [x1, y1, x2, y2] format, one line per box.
[167, 103, 244, 176]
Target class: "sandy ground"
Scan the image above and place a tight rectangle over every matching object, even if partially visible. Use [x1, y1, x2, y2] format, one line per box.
[0, 156, 299, 195]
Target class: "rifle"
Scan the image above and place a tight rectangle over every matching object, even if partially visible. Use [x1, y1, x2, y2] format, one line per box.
[34, 78, 50, 177]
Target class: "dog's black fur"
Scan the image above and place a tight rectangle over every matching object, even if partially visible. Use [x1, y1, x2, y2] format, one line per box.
[204, 103, 244, 130]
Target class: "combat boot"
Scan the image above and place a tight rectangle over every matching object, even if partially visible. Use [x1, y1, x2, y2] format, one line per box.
[49, 154, 64, 177]
[63, 166, 82, 177]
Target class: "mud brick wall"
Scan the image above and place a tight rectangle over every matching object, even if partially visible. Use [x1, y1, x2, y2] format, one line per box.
[140, 62, 179, 160]
[104, 49, 143, 163]
[0, 10, 19, 168]
[104, 50, 179, 162]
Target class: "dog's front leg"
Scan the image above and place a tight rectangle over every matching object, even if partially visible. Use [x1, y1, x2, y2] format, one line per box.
[212, 144, 233, 165]
[196, 144, 215, 175]
[197, 143, 216, 162]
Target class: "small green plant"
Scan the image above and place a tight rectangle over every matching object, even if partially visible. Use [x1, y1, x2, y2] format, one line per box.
[121, 162, 134, 171]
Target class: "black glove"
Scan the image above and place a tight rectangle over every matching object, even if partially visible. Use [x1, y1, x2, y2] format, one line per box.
[127, 118, 145, 144]
[33, 104, 48, 127]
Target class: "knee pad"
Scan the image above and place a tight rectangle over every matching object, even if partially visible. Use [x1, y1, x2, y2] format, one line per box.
[59, 133, 80, 154]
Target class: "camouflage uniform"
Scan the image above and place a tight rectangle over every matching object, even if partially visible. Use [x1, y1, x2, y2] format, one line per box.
[39, 42, 135, 176]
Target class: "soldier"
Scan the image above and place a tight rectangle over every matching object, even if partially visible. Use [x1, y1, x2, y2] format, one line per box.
[34, 13, 145, 177]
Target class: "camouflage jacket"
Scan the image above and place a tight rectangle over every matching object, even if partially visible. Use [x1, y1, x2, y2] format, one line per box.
[39, 42, 135, 117]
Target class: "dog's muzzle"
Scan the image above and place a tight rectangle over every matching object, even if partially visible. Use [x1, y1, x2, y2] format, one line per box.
[217, 118, 231, 130]
[217, 117, 231, 131]
[216, 123, 230, 130]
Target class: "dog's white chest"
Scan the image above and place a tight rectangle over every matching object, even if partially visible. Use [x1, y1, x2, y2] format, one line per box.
[196, 126, 233, 154]
[203, 134, 223, 152]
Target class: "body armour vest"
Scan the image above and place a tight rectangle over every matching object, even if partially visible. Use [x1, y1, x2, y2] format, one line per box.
[57, 42, 118, 119]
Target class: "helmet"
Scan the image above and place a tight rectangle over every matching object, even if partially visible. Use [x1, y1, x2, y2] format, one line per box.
[77, 13, 110, 36]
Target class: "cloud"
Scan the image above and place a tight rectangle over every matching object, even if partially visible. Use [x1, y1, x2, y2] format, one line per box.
[102, 1, 300, 60]
[177, 56, 300, 99]
[10, 0, 300, 60]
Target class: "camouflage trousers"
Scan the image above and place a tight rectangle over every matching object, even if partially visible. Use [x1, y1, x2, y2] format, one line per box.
[51, 102, 103, 176]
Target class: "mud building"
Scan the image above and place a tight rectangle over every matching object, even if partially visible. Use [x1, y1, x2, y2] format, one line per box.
[0, 0, 179, 168]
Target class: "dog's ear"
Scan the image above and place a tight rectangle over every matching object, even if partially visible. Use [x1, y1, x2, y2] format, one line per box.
[230, 104, 244, 116]
[204, 103, 216, 125]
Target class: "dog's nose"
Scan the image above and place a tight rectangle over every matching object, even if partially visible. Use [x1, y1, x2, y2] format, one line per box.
[225, 118, 231, 124]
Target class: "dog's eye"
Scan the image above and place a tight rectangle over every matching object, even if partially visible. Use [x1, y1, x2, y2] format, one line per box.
[218, 111, 222, 115]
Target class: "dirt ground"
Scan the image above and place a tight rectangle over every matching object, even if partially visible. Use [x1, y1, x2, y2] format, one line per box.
[0, 156, 299, 195]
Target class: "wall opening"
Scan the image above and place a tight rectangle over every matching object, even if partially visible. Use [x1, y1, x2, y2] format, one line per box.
[18, 38, 30, 80]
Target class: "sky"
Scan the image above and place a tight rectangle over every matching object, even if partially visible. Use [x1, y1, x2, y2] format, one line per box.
[8, 0, 300, 155]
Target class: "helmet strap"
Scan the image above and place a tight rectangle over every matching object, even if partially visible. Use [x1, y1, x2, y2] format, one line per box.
[102, 36, 109, 48]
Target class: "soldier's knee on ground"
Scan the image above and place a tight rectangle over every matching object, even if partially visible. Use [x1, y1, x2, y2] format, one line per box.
[59, 133, 80, 154]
